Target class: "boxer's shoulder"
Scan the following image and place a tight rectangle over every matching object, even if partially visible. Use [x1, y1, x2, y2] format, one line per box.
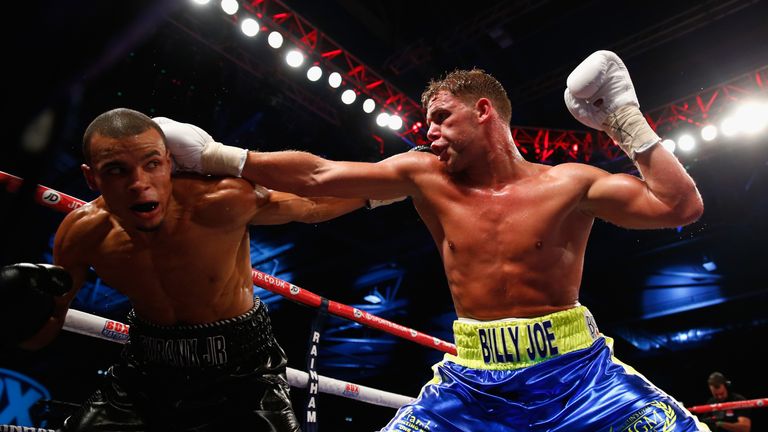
[537, 163, 613, 202]
[173, 174, 254, 204]
[59, 198, 111, 234]
[548, 162, 606, 180]
[55, 200, 111, 260]
[173, 175, 265, 225]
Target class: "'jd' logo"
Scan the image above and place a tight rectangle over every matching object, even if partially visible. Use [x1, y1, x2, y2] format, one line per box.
[0, 368, 51, 427]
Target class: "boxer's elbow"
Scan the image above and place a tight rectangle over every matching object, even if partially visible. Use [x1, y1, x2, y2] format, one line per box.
[300, 165, 340, 197]
[688, 193, 705, 223]
[670, 188, 704, 226]
[299, 172, 324, 196]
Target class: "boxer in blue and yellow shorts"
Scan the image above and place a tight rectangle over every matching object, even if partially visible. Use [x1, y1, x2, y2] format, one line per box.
[147, 50, 708, 431]
[381, 306, 709, 432]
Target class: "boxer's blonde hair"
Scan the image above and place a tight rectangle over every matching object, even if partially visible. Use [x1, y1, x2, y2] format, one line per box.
[421, 68, 512, 124]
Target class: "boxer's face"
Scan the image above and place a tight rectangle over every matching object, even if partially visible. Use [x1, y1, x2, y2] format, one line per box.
[426, 91, 484, 174]
[83, 128, 173, 232]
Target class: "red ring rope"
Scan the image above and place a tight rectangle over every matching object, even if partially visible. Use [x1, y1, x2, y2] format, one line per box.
[686, 398, 768, 414]
[252, 269, 456, 354]
[1, 170, 458, 354]
[1, 171, 85, 213]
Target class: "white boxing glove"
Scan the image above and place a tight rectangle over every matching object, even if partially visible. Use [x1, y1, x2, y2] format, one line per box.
[564, 50, 660, 160]
[153, 117, 248, 177]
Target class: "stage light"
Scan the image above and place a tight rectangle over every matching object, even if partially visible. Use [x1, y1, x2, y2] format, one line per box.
[362, 98, 375, 113]
[267, 31, 283, 49]
[240, 18, 260, 37]
[376, 112, 390, 127]
[306, 65, 322, 82]
[221, 0, 238, 15]
[721, 116, 739, 137]
[285, 50, 304, 68]
[341, 89, 357, 105]
[734, 101, 768, 134]
[191, 0, 210, 5]
[328, 72, 342, 88]
[700, 125, 717, 141]
[677, 134, 695, 152]
[364, 291, 384, 304]
[387, 114, 403, 130]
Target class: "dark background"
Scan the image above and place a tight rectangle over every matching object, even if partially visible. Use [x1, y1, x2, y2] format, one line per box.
[2, 0, 767, 430]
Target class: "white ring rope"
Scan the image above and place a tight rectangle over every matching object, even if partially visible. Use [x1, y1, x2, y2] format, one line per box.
[63, 309, 415, 409]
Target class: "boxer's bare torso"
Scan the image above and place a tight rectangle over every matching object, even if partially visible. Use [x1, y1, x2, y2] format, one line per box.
[411, 157, 595, 320]
[55, 175, 261, 325]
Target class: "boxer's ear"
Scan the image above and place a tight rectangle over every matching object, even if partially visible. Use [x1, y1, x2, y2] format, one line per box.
[81, 164, 98, 191]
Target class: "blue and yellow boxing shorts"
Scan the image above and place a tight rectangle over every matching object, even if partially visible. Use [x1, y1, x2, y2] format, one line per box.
[380, 306, 709, 431]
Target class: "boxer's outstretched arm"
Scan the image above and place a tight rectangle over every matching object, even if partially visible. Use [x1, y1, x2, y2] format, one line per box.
[155, 116, 419, 200]
[250, 190, 366, 225]
[242, 150, 419, 200]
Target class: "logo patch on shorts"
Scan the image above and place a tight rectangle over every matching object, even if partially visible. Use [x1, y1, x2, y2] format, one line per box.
[584, 310, 599, 340]
[613, 401, 677, 432]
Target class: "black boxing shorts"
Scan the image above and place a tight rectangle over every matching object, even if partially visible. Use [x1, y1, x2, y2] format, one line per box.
[62, 299, 300, 431]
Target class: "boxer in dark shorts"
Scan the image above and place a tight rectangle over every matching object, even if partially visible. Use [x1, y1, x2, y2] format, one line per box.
[64, 299, 297, 431]
[12, 108, 369, 431]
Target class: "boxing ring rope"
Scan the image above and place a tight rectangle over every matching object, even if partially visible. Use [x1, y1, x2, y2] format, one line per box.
[1, 171, 87, 214]
[251, 269, 457, 354]
[62, 308, 413, 409]
[686, 398, 768, 414]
